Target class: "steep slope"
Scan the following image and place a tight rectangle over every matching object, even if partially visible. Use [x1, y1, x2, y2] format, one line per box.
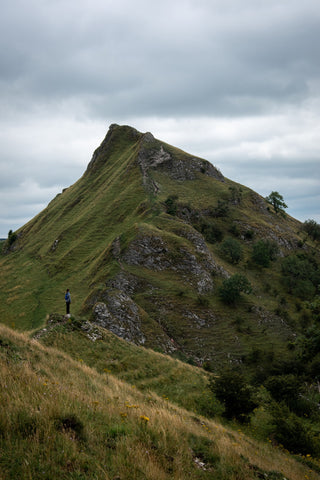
[0, 124, 319, 368]
[1, 323, 319, 480]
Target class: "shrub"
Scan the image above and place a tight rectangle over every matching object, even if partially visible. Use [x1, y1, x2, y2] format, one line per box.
[8, 230, 17, 245]
[228, 186, 242, 204]
[251, 239, 279, 267]
[303, 219, 320, 241]
[281, 254, 320, 299]
[209, 370, 257, 421]
[264, 374, 302, 408]
[219, 274, 252, 305]
[164, 195, 178, 215]
[196, 220, 223, 243]
[219, 237, 243, 264]
[270, 403, 319, 455]
[228, 223, 240, 237]
[212, 200, 229, 218]
[244, 229, 254, 240]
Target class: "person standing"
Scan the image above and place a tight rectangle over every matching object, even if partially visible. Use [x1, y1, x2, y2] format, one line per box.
[65, 289, 71, 316]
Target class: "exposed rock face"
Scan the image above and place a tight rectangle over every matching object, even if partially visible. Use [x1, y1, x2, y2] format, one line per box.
[137, 131, 224, 193]
[92, 292, 146, 345]
[171, 227, 229, 278]
[33, 314, 104, 343]
[88, 223, 230, 349]
[89, 271, 177, 353]
[122, 233, 216, 293]
[106, 270, 154, 296]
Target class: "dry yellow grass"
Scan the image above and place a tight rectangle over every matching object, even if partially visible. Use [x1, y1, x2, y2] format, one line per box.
[0, 324, 319, 479]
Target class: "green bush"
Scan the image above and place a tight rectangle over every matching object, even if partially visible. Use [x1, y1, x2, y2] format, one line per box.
[193, 218, 223, 244]
[251, 239, 279, 267]
[164, 195, 179, 215]
[196, 220, 223, 243]
[213, 199, 229, 217]
[281, 254, 320, 300]
[303, 219, 320, 241]
[7, 230, 17, 247]
[269, 403, 319, 455]
[209, 370, 257, 421]
[196, 295, 210, 307]
[219, 274, 252, 305]
[264, 374, 302, 407]
[228, 223, 240, 237]
[244, 229, 254, 240]
[219, 237, 243, 264]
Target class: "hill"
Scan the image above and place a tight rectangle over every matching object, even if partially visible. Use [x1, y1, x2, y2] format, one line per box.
[1, 322, 319, 480]
[1, 124, 319, 370]
[1, 124, 320, 472]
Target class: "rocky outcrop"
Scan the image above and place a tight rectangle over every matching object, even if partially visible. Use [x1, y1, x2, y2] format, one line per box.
[89, 283, 177, 353]
[171, 227, 229, 277]
[137, 131, 224, 193]
[92, 291, 146, 345]
[122, 233, 217, 293]
[33, 314, 104, 343]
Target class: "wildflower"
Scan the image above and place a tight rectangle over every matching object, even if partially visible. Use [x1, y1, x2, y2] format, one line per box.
[120, 412, 127, 418]
[140, 415, 149, 423]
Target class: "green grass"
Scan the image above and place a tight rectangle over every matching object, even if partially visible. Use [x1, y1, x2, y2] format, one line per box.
[1, 323, 319, 480]
[35, 316, 215, 415]
[1, 124, 320, 477]
[0, 123, 318, 374]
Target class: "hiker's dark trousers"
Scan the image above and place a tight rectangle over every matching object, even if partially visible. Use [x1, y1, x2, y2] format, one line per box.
[66, 302, 70, 315]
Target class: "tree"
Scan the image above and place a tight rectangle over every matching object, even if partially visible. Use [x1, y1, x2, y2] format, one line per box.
[265, 191, 288, 215]
[219, 274, 252, 305]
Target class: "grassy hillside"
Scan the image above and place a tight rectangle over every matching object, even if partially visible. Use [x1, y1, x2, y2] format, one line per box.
[0, 125, 148, 327]
[34, 313, 215, 416]
[0, 124, 319, 369]
[1, 124, 320, 476]
[1, 323, 320, 480]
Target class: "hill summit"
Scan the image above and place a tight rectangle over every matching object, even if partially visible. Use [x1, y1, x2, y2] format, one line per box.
[1, 124, 319, 369]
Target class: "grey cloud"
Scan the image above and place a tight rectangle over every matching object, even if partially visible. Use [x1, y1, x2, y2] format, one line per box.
[0, 0, 319, 235]
[2, 0, 319, 118]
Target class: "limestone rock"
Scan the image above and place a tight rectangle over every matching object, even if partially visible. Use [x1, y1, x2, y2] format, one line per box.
[122, 233, 216, 293]
[92, 291, 146, 345]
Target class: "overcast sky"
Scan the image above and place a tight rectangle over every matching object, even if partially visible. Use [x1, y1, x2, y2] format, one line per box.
[1, 0, 319, 238]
